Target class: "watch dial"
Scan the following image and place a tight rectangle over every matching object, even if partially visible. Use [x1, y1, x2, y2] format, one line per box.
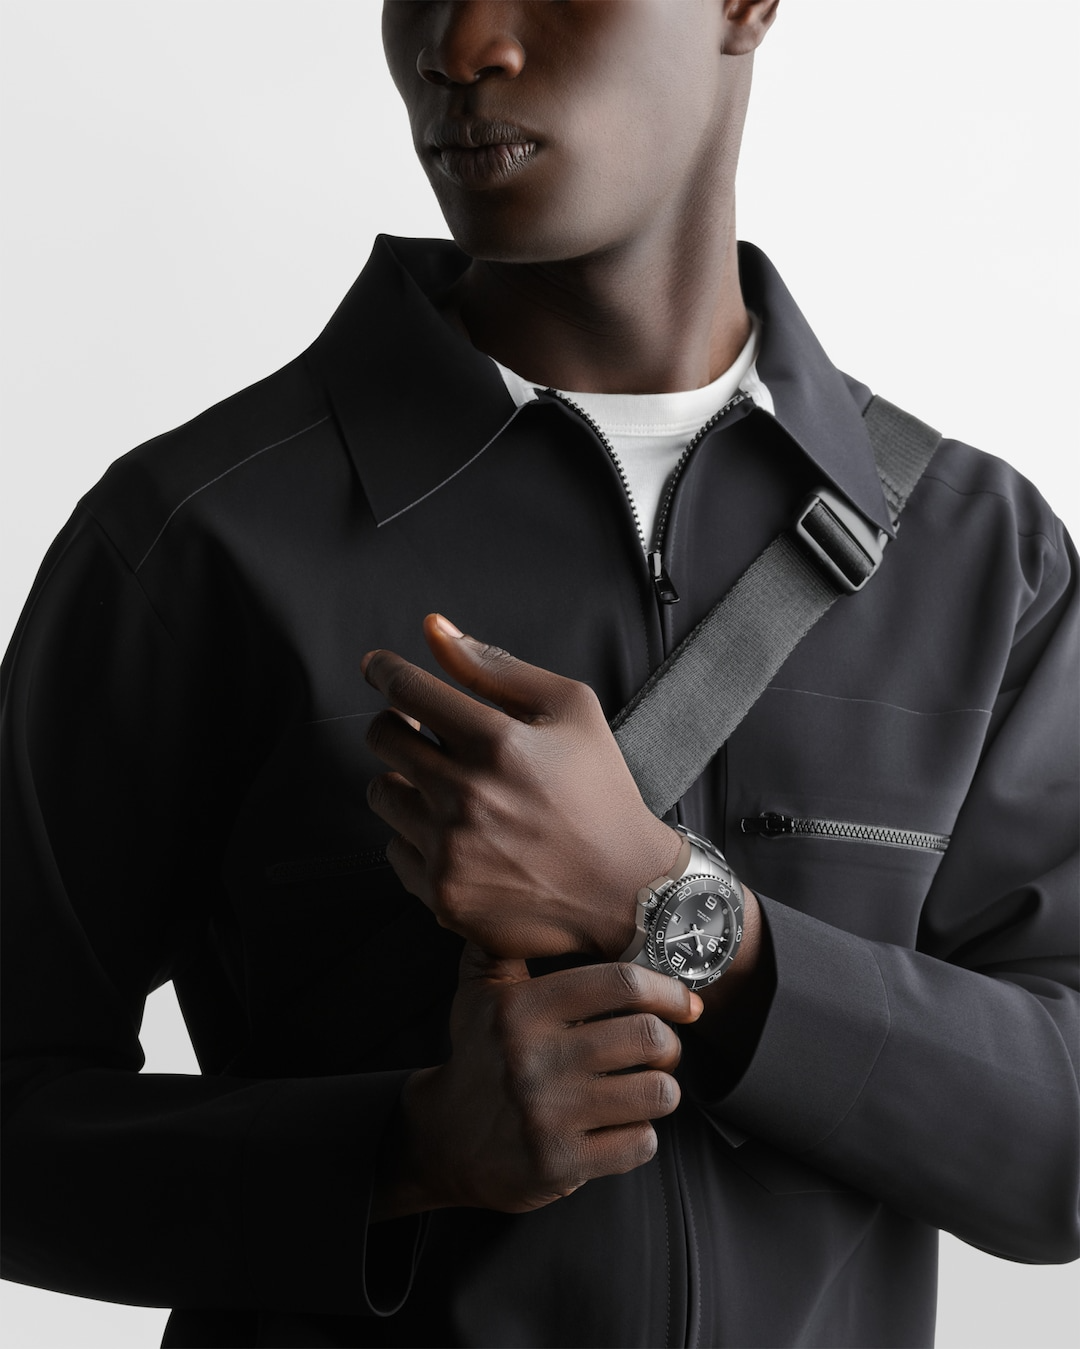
[650, 876, 742, 985]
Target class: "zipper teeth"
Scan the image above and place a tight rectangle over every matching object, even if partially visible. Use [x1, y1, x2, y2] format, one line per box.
[543, 387, 750, 553]
[797, 818, 950, 852]
[743, 813, 950, 853]
[543, 389, 649, 551]
[651, 390, 749, 553]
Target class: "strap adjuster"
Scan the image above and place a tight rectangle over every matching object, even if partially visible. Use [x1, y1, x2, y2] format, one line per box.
[795, 488, 888, 594]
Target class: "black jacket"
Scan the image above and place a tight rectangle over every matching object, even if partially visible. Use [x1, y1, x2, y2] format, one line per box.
[3, 237, 1077, 1349]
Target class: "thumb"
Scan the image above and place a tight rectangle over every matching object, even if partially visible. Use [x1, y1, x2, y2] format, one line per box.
[424, 613, 563, 723]
[458, 940, 531, 988]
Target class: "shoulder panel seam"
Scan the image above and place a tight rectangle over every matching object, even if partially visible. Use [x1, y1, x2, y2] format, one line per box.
[76, 504, 182, 650]
[919, 473, 1060, 550]
[134, 415, 330, 572]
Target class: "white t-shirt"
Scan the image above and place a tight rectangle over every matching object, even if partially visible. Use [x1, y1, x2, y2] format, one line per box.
[493, 322, 774, 550]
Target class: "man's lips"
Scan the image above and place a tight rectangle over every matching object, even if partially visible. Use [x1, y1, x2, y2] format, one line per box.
[429, 119, 541, 188]
[434, 141, 539, 187]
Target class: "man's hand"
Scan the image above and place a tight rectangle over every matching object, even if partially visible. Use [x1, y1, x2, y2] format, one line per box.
[375, 945, 702, 1219]
[361, 614, 680, 959]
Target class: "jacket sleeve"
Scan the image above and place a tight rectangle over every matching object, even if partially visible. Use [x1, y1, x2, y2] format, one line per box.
[704, 515, 1079, 1264]
[1, 506, 422, 1314]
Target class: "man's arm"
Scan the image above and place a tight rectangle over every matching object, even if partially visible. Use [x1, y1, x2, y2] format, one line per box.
[699, 531, 1079, 1262]
[362, 577, 1079, 1263]
[1, 508, 421, 1314]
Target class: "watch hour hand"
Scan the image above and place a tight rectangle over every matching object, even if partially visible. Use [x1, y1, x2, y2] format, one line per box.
[665, 925, 705, 956]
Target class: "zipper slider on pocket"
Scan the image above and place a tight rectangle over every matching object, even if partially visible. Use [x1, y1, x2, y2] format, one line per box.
[741, 812, 794, 837]
[649, 551, 680, 604]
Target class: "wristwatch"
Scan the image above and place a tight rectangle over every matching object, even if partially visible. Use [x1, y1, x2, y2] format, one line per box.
[619, 826, 744, 991]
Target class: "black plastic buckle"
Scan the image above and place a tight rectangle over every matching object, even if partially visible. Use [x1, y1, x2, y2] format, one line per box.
[795, 487, 888, 594]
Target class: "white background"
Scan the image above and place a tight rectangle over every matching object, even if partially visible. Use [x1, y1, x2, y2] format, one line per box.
[2, 2, 1077, 1346]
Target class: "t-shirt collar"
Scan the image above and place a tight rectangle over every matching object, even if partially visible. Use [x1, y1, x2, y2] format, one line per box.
[305, 234, 892, 536]
[492, 316, 775, 428]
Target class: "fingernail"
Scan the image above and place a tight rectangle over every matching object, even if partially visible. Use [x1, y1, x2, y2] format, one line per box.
[433, 613, 463, 638]
[689, 993, 704, 1019]
[360, 650, 377, 678]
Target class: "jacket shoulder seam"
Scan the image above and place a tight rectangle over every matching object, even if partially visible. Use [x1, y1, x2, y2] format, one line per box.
[132, 414, 331, 573]
[74, 504, 183, 650]
[919, 471, 1061, 552]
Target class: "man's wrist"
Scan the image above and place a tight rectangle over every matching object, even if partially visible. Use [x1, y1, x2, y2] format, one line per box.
[604, 819, 684, 960]
[622, 826, 747, 990]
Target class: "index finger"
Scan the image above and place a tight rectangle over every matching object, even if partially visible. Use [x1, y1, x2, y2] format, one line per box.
[531, 961, 704, 1028]
[360, 647, 506, 747]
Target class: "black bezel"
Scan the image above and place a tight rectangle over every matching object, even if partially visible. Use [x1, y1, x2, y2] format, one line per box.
[646, 873, 743, 991]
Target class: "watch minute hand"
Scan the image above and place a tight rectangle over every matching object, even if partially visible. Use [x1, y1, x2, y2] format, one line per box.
[665, 926, 704, 945]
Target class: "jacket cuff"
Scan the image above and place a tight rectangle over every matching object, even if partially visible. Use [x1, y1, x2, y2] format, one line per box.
[243, 1070, 425, 1316]
[715, 894, 891, 1151]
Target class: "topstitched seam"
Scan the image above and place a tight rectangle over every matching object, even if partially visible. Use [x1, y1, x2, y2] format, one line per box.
[919, 473, 1061, 549]
[765, 685, 992, 718]
[135, 415, 331, 572]
[375, 405, 523, 526]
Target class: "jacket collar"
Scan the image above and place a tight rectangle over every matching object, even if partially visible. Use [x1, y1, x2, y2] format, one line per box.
[306, 234, 892, 534]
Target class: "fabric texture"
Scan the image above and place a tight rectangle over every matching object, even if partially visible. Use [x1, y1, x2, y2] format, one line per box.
[2, 236, 1077, 1349]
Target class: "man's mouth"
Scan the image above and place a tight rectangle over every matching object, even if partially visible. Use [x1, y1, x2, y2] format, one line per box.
[429, 119, 540, 188]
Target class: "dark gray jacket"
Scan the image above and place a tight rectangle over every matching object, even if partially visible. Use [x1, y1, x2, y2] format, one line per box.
[3, 237, 1077, 1348]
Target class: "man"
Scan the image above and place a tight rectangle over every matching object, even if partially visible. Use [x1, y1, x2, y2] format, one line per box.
[2, 4, 1077, 1348]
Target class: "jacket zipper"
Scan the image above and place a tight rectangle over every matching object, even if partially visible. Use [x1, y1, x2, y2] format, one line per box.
[539, 388, 754, 1349]
[542, 388, 750, 606]
[741, 812, 950, 854]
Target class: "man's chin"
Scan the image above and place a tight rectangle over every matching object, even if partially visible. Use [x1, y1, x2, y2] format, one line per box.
[437, 200, 598, 268]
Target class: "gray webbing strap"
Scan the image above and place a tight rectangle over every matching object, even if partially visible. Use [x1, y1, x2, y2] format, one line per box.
[611, 395, 941, 817]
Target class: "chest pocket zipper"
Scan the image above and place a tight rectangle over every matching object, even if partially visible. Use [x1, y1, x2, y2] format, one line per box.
[741, 812, 950, 854]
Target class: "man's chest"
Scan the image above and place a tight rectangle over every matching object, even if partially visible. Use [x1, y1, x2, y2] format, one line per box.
[207, 415, 999, 1076]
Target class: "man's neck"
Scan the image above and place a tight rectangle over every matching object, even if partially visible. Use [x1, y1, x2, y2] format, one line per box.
[438, 202, 750, 396]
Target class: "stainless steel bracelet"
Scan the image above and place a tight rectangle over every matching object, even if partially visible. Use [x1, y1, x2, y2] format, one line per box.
[618, 826, 735, 963]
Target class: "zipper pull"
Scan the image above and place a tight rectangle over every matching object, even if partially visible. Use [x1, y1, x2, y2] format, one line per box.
[740, 813, 794, 837]
[649, 551, 680, 604]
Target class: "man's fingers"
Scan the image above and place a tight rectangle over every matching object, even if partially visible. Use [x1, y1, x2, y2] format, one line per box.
[367, 771, 428, 843]
[579, 1122, 661, 1178]
[573, 1012, 684, 1076]
[423, 613, 589, 725]
[532, 960, 704, 1028]
[584, 1068, 682, 1128]
[384, 832, 430, 903]
[361, 648, 502, 746]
